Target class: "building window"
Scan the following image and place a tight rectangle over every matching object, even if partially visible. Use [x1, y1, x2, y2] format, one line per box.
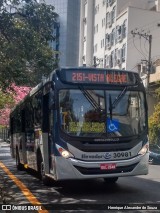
[105, 33, 111, 50]
[112, 6, 116, 24]
[105, 55, 109, 67]
[117, 49, 122, 65]
[101, 39, 105, 48]
[83, 17, 87, 24]
[111, 51, 114, 67]
[102, 18, 105, 27]
[122, 19, 127, 38]
[95, 4, 99, 14]
[114, 48, 118, 66]
[116, 25, 123, 43]
[122, 44, 126, 62]
[95, 7, 97, 14]
[106, 0, 115, 7]
[106, 12, 111, 28]
[111, 28, 115, 46]
[106, 0, 108, 7]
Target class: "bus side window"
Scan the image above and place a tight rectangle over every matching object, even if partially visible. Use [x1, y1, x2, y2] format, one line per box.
[42, 93, 49, 132]
[34, 92, 42, 128]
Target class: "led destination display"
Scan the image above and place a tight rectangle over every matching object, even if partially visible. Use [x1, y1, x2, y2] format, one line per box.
[62, 69, 137, 85]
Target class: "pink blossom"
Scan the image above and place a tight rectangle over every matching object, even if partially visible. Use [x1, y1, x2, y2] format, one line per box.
[0, 85, 32, 126]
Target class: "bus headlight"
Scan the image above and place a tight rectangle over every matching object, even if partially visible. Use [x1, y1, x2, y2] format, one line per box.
[138, 143, 149, 155]
[56, 144, 74, 159]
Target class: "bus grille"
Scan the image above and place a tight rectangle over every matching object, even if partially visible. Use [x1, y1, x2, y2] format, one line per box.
[74, 163, 138, 175]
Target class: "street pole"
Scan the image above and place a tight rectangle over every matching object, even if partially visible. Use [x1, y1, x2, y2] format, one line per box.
[147, 35, 152, 93]
[131, 30, 152, 92]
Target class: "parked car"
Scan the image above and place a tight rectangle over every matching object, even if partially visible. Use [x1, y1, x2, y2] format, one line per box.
[149, 144, 160, 165]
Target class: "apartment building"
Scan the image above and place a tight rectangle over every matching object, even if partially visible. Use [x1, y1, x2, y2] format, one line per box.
[79, 0, 160, 77]
[41, 0, 80, 67]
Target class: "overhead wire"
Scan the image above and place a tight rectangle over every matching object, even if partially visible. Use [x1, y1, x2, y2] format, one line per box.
[140, 36, 148, 58]
[130, 64, 138, 71]
[132, 36, 147, 59]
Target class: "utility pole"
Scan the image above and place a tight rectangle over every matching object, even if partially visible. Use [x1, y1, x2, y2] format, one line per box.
[147, 34, 152, 92]
[131, 30, 152, 92]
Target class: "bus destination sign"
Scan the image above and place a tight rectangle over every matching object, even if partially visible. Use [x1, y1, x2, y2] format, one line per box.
[64, 69, 136, 85]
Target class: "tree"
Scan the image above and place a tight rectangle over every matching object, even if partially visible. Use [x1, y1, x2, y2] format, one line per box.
[0, 0, 59, 89]
[0, 90, 14, 109]
[0, 84, 31, 126]
[149, 84, 160, 145]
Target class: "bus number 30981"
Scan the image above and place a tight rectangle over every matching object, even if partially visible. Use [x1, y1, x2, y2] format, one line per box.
[113, 152, 132, 158]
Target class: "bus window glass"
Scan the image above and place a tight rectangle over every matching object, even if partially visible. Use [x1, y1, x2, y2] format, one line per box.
[106, 91, 147, 137]
[33, 92, 42, 127]
[59, 90, 105, 136]
[59, 89, 146, 137]
[25, 100, 34, 130]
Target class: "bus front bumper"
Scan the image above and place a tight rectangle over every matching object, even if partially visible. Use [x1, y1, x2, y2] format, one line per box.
[54, 153, 149, 180]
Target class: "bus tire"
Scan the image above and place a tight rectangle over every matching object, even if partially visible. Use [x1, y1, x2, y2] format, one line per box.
[16, 150, 23, 171]
[37, 152, 50, 185]
[103, 177, 118, 183]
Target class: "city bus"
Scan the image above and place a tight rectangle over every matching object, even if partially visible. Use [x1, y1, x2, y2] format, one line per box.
[10, 67, 149, 184]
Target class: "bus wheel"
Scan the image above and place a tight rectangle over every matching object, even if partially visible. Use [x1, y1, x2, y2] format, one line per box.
[103, 177, 118, 183]
[16, 150, 23, 171]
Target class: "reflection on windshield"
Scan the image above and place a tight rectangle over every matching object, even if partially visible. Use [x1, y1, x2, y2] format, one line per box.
[59, 89, 146, 137]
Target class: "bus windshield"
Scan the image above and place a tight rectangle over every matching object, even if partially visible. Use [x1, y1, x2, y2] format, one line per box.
[59, 89, 147, 137]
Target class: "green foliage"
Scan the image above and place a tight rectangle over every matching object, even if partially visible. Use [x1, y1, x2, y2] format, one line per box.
[0, 91, 15, 109]
[0, 0, 59, 89]
[149, 83, 160, 145]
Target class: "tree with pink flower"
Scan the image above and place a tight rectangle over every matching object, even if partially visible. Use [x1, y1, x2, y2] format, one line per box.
[0, 85, 31, 126]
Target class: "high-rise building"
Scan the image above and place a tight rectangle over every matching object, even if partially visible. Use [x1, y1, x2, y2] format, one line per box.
[79, 0, 160, 78]
[41, 0, 80, 67]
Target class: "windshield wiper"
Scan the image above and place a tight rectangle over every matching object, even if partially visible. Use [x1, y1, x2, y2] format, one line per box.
[79, 86, 102, 111]
[109, 87, 127, 121]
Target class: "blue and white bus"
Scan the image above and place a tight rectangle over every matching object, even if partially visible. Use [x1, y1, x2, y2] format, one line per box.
[10, 67, 149, 184]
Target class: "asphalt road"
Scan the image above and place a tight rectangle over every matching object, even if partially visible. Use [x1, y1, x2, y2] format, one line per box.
[0, 142, 160, 213]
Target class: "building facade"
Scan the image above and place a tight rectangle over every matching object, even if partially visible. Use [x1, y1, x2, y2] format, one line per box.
[79, 0, 160, 77]
[41, 0, 80, 67]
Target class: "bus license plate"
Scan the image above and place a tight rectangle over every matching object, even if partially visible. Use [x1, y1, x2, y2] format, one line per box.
[100, 163, 116, 170]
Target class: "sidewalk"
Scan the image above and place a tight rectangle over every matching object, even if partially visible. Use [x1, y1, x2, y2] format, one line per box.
[0, 141, 14, 204]
[0, 141, 10, 148]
